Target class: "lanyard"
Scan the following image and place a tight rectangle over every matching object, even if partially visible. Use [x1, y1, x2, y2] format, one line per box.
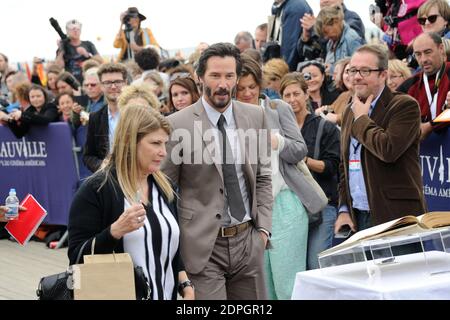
[423, 64, 445, 120]
[352, 141, 361, 155]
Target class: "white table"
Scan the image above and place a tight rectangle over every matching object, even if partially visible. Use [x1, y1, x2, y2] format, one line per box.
[291, 251, 450, 300]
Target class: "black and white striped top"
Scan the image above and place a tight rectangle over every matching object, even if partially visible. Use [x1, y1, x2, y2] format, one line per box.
[123, 180, 180, 300]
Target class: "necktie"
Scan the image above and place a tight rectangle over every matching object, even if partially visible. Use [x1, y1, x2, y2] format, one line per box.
[217, 115, 246, 221]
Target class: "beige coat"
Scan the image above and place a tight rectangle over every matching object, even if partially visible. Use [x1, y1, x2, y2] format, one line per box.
[161, 99, 273, 274]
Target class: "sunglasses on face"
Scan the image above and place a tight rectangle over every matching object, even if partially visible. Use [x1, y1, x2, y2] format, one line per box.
[418, 14, 440, 25]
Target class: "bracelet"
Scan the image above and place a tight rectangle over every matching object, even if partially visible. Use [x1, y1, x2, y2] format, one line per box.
[178, 279, 194, 297]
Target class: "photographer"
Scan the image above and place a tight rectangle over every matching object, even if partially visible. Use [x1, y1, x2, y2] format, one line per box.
[55, 19, 103, 84]
[114, 7, 159, 62]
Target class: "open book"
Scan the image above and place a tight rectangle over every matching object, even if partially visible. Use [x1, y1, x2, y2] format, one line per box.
[434, 109, 450, 123]
[321, 211, 450, 256]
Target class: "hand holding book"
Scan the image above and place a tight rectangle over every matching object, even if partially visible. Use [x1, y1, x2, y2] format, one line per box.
[0, 205, 27, 222]
[5, 194, 47, 245]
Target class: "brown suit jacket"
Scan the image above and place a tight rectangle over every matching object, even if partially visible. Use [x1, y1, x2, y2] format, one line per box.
[339, 87, 427, 227]
[161, 99, 273, 274]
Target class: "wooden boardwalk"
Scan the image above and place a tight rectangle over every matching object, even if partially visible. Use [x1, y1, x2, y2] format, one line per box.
[0, 239, 68, 300]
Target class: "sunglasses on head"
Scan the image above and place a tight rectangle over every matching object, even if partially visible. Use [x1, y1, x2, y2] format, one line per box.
[169, 72, 192, 82]
[418, 14, 440, 25]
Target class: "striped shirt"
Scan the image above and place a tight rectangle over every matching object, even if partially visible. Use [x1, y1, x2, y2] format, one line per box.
[123, 180, 180, 300]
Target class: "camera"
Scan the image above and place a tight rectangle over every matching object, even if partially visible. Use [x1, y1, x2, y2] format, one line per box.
[335, 224, 353, 239]
[303, 72, 312, 81]
[122, 15, 133, 32]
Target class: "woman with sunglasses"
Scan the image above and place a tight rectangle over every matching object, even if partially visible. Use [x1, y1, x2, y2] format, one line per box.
[418, 0, 450, 37]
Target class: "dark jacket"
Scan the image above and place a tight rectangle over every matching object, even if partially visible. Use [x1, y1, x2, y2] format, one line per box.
[397, 62, 450, 132]
[67, 170, 183, 299]
[271, 0, 313, 71]
[339, 87, 426, 227]
[83, 104, 109, 173]
[301, 113, 340, 206]
[310, 79, 341, 111]
[7, 103, 59, 138]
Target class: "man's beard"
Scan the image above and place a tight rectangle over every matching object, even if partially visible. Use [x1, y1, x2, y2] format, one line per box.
[204, 85, 236, 109]
[105, 93, 118, 104]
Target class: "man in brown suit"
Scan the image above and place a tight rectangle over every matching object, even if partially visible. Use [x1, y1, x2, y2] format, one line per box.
[161, 43, 273, 300]
[335, 44, 426, 234]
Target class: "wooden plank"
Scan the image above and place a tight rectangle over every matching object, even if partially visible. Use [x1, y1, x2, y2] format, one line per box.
[0, 240, 68, 300]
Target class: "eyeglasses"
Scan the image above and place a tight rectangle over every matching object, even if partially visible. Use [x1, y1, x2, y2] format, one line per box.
[84, 83, 98, 88]
[418, 14, 440, 25]
[101, 80, 125, 88]
[347, 68, 383, 77]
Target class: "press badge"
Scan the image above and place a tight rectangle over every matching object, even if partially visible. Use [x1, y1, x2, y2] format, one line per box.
[349, 160, 361, 171]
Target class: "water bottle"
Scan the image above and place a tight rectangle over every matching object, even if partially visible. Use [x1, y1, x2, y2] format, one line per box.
[5, 188, 19, 220]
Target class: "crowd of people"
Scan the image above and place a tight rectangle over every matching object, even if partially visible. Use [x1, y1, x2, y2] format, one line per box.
[1, 0, 450, 300]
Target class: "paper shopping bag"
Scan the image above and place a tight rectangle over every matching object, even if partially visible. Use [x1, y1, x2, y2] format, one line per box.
[73, 253, 136, 300]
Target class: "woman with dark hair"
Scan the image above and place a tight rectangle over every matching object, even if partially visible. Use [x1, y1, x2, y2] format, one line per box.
[24, 85, 59, 123]
[236, 54, 323, 300]
[316, 57, 353, 125]
[3, 84, 58, 138]
[55, 92, 76, 124]
[56, 71, 80, 95]
[297, 60, 340, 111]
[167, 76, 200, 113]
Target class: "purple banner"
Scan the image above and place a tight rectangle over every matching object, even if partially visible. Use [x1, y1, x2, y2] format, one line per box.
[0, 123, 78, 225]
[420, 128, 450, 211]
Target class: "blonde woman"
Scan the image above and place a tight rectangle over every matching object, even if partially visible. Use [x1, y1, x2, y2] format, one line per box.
[387, 59, 412, 91]
[262, 58, 290, 94]
[117, 83, 161, 110]
[68, 105, 194, 300]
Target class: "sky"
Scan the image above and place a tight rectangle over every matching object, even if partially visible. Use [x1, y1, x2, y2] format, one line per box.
[1, 0, 376, 63]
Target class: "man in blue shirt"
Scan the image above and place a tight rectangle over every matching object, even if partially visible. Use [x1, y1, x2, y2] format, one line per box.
[83, 63, 127, 173]
[336, 44, 426, 234]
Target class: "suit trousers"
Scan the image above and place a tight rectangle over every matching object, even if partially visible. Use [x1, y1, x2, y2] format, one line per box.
[188, 225, 268, 300]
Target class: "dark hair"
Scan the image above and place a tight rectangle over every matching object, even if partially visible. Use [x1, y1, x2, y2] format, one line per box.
[29, 85, 49, 107]
[57, 71, 80, 90]
[134, 48, 160, 71]
[0, 53, 8, 63]
[55, 92, 74, 105]
[4, 70, 17, 83]
[196, 43, 242, 78]
[240, 53, 263, 87]
[297, 60, 326, 74]
[159, 58, 181, 73]
[168, 77, 200, 111]
[97, 63, 128, 82]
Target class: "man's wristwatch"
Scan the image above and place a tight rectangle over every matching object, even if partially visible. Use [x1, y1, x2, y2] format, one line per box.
[178, 280, 194, 296]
